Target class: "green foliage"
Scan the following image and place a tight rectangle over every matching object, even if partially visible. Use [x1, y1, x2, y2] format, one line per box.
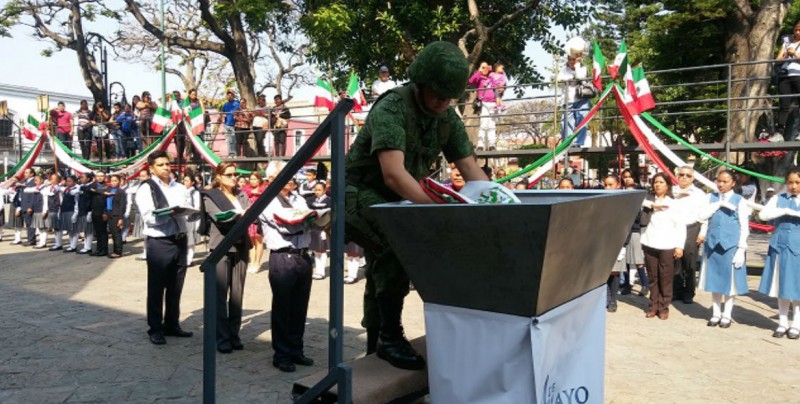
[299, 0, 593, 90]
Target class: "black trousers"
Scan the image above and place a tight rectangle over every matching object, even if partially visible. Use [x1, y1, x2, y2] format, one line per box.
[24, 213, 35, 244]
[57, 131, 71, 144]
[235, 127, 251, 156]
[146, 235, 188, 334]
[139, 118, 153, 149]
[253, 127, 267, 157]
[778, 75, 800, 132]
[215, 251, 248, 346]
[91, 213, 109, 255]
[674, 223, 701, 300]
[79, 127, 93, 160]
[95, 137, 111, 160]
[607, 274, 619, 305]
[268, 250, 313, 363]
[273, 130, 287, 157]
[109, 215, 123, 255]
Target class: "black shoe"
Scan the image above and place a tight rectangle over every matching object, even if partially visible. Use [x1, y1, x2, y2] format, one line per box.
[77, 249, 90, 255]
[149, 333, 166, 345]
[707, 317, 720, 327]
[64, 248, 76, 253]
[49, 246, 62, 251]
[639, 287, 649, 297]
[376, 334, 426, 370]
[273, 361, 296, 372]
[682, 297, 694, 304]
[33, 245, 47, 250]
[773, 327, 788, 338]
[10, 241, 21, 245]
[94, 251, 108, 257]
[217, 341, 233, 354]
[292, 355, 314, 366]
[719, 320, 732, 329]
[231, 340, 244, 351]
[163, 327, 193, 337]
[620, 286, 632, 296]
[607, 302, 617, 313]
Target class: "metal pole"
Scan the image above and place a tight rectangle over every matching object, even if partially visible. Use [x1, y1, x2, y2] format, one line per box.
[202, 244, 216, 403]
[725, 64, 732, 164]
[160, 0, 166, 105]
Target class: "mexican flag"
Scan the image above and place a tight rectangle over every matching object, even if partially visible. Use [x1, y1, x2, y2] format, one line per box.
[623, 61, 639, 113]
[150, 107, 172, 134]
[592, 41, 607, 91]
[346, 72, 368, 112]
[633, 65, 656, 112]
[607, 40, 628, 80]
[186, 107, 205, 135]
[314, 78, 335, 111]
[23, 115, 42, 141]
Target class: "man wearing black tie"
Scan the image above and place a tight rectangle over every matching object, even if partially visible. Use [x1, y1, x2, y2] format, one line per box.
[135, 151, 193, 345]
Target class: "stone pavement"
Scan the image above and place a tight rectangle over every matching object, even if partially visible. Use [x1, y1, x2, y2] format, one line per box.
[0, 233, 798, 403]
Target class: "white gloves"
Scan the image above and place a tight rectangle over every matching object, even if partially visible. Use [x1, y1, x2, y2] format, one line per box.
[87, 212, 92, 223]
[641, 200, 654, 209]
[320, 231, 327, 241]
[616, 247, 626, 262]
[732, 248, 745, 269]
[71, 212, 78, 224]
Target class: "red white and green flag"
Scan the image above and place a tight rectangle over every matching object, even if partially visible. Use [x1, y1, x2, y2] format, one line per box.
[185, 107, 205, 135]
[346, 73, 368, 112]
[150, 107, 172, 134]
[633, 65, 656, 112]
[23, 115, 42, 141]
[592, 41, 607, 91]
[623, 61, 639, 112]
[314, 78, 335, 111]
[607, 40, 628, 80]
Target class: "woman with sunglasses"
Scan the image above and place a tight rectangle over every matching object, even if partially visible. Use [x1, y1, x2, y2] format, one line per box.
[202, 162, 252, 353]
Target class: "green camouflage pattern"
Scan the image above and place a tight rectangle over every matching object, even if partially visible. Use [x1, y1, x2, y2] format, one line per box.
[408, 41, 469, 99]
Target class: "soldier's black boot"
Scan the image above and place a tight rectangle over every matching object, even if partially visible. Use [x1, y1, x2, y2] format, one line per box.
[366, 327, 379, 355]
[375, 297, 426, 370]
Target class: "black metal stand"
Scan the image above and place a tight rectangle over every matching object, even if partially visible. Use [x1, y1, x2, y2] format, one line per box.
[200, 99, 354, 403]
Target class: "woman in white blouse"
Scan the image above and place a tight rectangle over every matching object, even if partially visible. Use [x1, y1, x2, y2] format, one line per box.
[640, 172, 686, 320]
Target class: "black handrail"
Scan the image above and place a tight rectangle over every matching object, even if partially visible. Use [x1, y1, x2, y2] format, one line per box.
[200, 99, 355, 403]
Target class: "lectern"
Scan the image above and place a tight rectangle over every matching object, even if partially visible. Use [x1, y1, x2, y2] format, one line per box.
[371, 190, 645, 403]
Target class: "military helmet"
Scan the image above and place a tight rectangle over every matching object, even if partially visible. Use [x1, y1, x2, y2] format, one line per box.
[407, 41, 469, 99]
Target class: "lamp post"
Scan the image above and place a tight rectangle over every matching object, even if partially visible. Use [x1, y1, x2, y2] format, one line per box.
[160, 0, 166, 104]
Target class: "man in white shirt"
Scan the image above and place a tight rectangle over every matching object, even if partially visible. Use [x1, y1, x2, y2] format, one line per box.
[371, 66, 397, 99]
[135, 150, 193, 345]
[671, 165, 708, 304]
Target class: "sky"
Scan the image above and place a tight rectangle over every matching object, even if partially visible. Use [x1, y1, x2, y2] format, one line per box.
[0, 9, 567, 103]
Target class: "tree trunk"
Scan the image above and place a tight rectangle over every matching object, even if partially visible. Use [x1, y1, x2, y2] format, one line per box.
[725, 0, 788, 144]
[725, 0, 791, 191]
[227, 14, 257, 106]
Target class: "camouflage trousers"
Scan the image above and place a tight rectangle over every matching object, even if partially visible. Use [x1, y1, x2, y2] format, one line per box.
[345, 185, 410, 330]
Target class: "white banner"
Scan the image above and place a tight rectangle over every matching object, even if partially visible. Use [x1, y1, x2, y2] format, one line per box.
[423, 286, 606, 404]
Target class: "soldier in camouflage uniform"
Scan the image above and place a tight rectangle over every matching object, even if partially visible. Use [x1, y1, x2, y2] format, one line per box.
[345, 41, 489, 370]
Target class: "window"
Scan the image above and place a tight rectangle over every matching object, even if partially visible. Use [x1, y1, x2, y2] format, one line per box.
[0, 112, 14, 137]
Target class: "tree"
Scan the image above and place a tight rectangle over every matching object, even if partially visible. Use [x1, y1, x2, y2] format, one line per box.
[122, 0, 307, 106]
[116, 0, 227, 94]
[0, 0, 122, 103]
[497, 100, 557, 145]
[299, 0, 593, 89]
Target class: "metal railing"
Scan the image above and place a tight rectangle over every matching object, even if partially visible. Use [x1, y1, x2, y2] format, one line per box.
[198, 99, 354, 403]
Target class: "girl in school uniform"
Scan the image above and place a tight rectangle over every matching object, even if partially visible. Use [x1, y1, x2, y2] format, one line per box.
[242, 171, 267, 273]
[698, 170, 751, 328]
[183, 175, 201, 266]
[42, 174, 63, 250]
[758, 168, 800, 339]
[27, 175, 48, 248]
[309, 182, 331, 280]
[58, 175, 81, 252]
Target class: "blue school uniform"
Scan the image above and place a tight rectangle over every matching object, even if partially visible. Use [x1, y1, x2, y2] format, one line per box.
[700, 192, 749, 296]
[759, 193, 800, 300]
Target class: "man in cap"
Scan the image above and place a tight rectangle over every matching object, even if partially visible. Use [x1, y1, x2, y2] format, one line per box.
[345, 41, 488, 370]
[371, 66, 397, 98]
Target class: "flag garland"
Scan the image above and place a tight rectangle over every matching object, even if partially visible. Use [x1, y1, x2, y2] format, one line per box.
[23, 115, 42, 141]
